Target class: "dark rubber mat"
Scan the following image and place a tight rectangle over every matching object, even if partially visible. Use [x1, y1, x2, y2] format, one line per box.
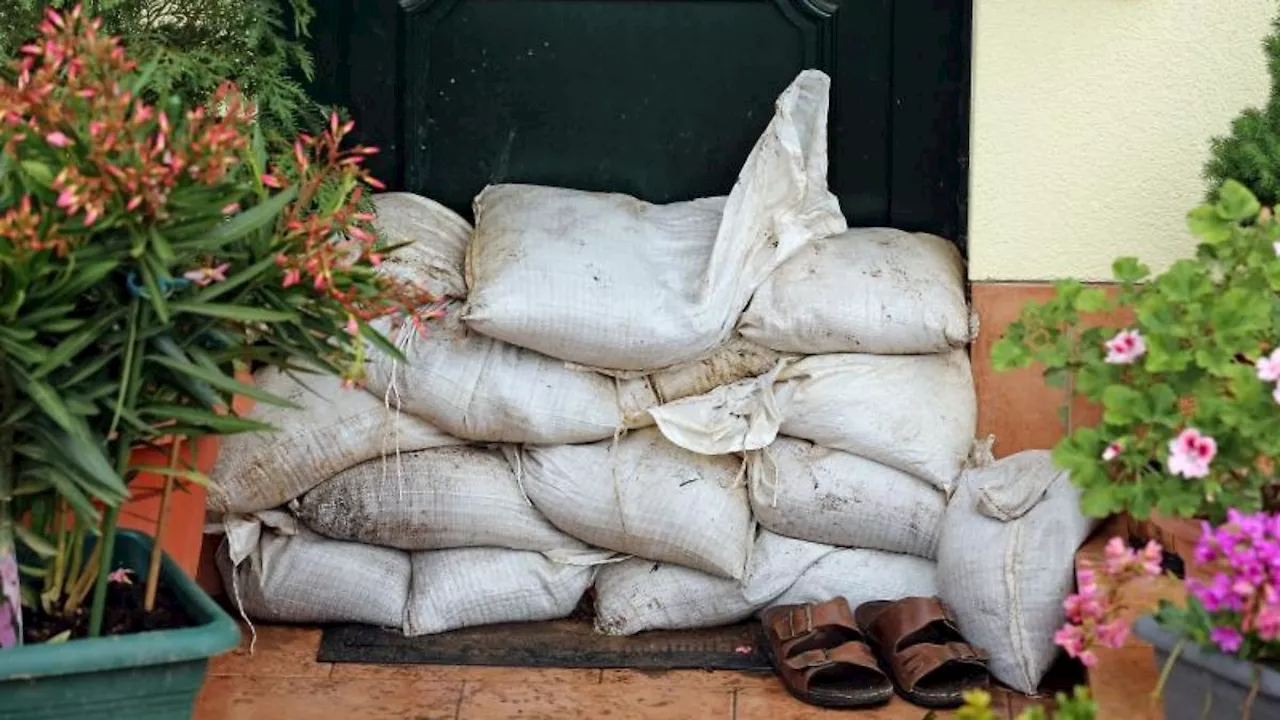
[318, 618, 771, 671]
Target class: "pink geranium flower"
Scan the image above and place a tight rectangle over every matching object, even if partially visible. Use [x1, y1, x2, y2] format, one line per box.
[1167, 428, 1217, 479]
[1102, 442, 1122, 461]
[1210, 626, 1243, 654]
[1257, 348, 1280, 382]
[1104, 329, 1146, 365]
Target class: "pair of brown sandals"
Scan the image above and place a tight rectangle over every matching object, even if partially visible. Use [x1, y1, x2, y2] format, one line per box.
[761, 596, 990, 709]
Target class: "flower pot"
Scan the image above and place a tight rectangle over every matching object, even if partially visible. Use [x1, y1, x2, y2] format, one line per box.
[1134, 616, 1280, 720]
[0, 531, 240, 719]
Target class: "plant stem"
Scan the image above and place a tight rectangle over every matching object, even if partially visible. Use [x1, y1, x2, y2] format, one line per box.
[143, 441, 180, 612]
[0, 361, 21, 648]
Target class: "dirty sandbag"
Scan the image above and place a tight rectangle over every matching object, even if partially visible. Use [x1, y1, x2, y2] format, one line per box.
[593, 530, 834, 636]
[404, 547, 595, 636]
[739, 229, 974, 355]
[512, 427, 753, 580]
[370, 192, 472, 300]
[209, 368, 463, 514]
[749, 437, 946, 559]
[295, 445, 586, 554]
[775, 547, 939, 610]
[463, 70, 846, 371]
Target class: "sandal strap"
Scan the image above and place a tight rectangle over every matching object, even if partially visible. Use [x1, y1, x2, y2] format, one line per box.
[891, 641, 988, 693]
[768, 598, 859, 644]
[865, 596, 961, 654]
[785, 641, 886, 693]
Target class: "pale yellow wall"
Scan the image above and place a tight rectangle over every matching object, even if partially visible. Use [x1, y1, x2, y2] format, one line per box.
[968, 0, 1274, 281]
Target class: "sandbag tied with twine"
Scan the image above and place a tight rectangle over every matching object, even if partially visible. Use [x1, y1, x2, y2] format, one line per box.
[739, 228, 975, 355]
[593, 530, 835, 636]
[403, 547, 596, 636]
[208, 367, 463, 514]
[936, 450, 1095, 695]
[216, 510, 411, 629]
[294, 445, 588, 554]
[511, 427, 755, 580]
[462, 70, 847, 372]
[748, 437, 947, 559]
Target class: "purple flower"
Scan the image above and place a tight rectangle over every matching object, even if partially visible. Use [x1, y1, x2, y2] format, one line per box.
[0, 602, 15, 649]
[1210, 626, 1244, 654]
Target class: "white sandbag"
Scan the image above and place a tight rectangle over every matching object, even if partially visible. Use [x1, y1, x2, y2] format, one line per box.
[463, 70, 846, 371]
[739, 228, 973, 355]
[750, 437, 946, 558]
[371, 192, 472, 299]
[513, 427, 753, 579]
[366, 310, 655, 444]
[208, 368, 462, 513]
[294, 445, 585, 554]
[778, 351, 977, 491]
[649, 351, 977, 492]
[593, 530, 835, 635]
[640, 336, 786, 407]
[936, 450, 1094, 695]
[404, 547, 594, 636]
[775, 547, 939, 610]
[217, 511, 409, 627]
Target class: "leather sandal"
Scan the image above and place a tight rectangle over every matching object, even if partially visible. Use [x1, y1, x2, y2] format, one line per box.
[760, 597, 894, 708]
[854, 596, 990, 709]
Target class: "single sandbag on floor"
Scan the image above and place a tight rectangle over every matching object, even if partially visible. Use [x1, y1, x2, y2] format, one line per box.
[750, 437, 946, 558]
[209, 368, 462, 514]
[370, 192, 472, 300]
[936, 450, 1094, 695]
[775, 547, 939, 610]
[404, 547, 596, 636]
[513, 427, 753, 579]
[216, 511, 410, 628]
[777, 351, 977, 491]
[739, 228, 973, 355]
[294, 445, 585, 554]
[593, 530, 835, 635]
[462, 70, 846, 372]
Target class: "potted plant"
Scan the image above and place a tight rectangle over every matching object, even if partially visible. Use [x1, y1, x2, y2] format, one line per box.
[0, 7, 432, 717]
[1057, 515, 1280, 720]
[990, 179, 1280, 574]
[944, 687, 1097, 720]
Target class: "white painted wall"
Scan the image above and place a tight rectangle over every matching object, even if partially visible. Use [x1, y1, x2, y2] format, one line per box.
[968, 0, 1274, 281]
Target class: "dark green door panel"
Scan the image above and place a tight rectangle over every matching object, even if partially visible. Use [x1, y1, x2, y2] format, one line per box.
[308, 0, 970, 249]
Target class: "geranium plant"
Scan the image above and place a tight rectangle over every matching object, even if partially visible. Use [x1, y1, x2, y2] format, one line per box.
[0, 7, 433, 649]
[991, 179, 1280, 522]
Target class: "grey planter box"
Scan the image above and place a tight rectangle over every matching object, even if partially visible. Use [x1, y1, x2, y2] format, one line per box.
[1134, 616, 1280, 720]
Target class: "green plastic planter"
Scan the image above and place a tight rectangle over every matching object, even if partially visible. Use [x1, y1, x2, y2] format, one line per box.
[0, 531, 240, 719]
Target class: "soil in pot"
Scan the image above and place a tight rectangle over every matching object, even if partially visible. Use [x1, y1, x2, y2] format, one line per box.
[20, 576, 193, 644]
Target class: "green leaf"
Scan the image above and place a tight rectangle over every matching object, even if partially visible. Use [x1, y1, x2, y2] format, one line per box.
[140, 404, 276, 434]
[0, 334, 47, 365]
[148, 354, 297, 408]
[148, 228, 176, 265]
[128, 465, 211, 487]
[1214, 179, 1262, 221]
[179, 186, 297, 251]
[138, 258, 171, 323]
[990, 337, 1030, 372]
[167, 302, 298, 323]
[1188, 205, 1232, 244]
[15, 303, 76, 328]
[20, 160, 54, 187]
[1073, 288, 1109, 313]
[359, 321, 407, 364]
[13, 524, 56, 558]
[13, 368, 90, 442]
[190, 255, 277, 304]
[38, 260, 119, 301]
[1101, 385, 1143, 425]
[31, 308, 126, 379]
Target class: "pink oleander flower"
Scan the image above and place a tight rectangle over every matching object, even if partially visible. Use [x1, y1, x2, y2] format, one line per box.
[1102, 442, 1122, 461]
[220, 202, 240, 215]
[1167, 428, 1217, 479]
[1104, 329, 1146, 365]
[183, 262, 230, 287]
[108, 568, 133, 585]
[45, 130, 70, 147]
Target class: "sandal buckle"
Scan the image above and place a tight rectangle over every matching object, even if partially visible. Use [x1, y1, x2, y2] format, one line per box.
[787, 605, 814, 640]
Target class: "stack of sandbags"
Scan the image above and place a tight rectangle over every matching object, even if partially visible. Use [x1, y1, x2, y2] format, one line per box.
[212, 69, 849, 634]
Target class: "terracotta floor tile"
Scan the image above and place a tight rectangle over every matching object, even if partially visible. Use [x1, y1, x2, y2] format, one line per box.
[601, 668, 776, 690]
[332, 662, 603, 684]
[208, 624, 332, 678]
[457, 681, 732, 719]
[1089, 646, 1164, 720]
[734, 685, 970, 720]
[196, 676, 463, 720]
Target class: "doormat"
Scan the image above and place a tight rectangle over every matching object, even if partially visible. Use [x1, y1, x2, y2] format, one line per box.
[318, 618, 771, 671]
